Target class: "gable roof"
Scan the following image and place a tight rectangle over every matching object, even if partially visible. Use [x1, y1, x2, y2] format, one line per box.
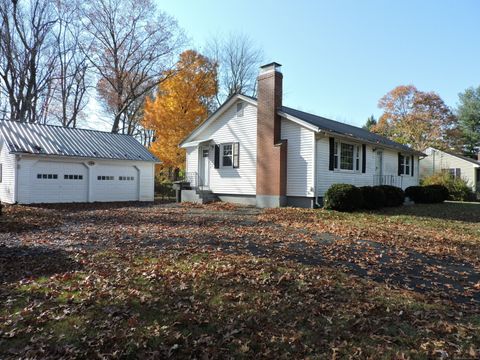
[429, 147, 480, 166]
[181, 94, 423, 156]
[0, 120, 159, 162]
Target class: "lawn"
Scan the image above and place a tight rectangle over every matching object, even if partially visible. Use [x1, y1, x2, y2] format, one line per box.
[0, 201, 479, 359]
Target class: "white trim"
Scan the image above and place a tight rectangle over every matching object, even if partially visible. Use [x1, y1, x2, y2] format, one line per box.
[278, 111, 319, 132]
[180, 139, 213, 148]
[179, 94, 257, 147]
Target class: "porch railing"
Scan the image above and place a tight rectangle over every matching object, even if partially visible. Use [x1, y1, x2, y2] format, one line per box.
[373, 175, 403, 188]
[183, 172, 209, 191]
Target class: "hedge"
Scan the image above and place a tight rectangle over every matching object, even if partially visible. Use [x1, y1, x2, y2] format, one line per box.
[375, 185, 405, 207]
[360, 186, 386, 210]
[324, 184, 364, 212]
[406, 185, 449, 203]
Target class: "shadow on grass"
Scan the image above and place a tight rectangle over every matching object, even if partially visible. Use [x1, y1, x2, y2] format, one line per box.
[372, 201, 480, 223]
[0, 245, 82, 284]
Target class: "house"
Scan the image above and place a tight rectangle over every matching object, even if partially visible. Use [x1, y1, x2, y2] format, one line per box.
[179, 62, 423, 208]
[420, 147, 480, 194]
[0, 120, 158, 204]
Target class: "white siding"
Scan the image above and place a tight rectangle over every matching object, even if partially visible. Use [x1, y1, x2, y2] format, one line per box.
[420, 148, 479, 192]
[281, 118, 315, 197]
[185, 100, 257, 195]
[0, 139, 16, 204]
[316, 135, 419, 196]
[16, 155, 154, 204]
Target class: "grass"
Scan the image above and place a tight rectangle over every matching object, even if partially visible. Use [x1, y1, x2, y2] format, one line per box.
[0, 201, 479, 358]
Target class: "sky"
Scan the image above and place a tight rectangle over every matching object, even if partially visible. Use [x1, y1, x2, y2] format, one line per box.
[156, 0, 480, 128]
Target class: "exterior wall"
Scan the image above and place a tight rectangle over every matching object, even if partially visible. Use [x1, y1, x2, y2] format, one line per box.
[315, 135, 419, 197]
[420, 148, 479, 192]
[280, 118, 315, 197]
[0, 139, 17, 204]
[185, 100, 257, 195]
[16, 155, 154, 204]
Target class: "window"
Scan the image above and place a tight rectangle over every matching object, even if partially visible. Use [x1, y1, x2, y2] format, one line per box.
[64, 174, 83, 180]
[119, 176, 134, 181]
[222, 144, 233, 167]
[97, 176, 114, 181]
[236, 102, 244, 117]
[447, 168, 461, 179]
[399, 155, 412, 175]
[37, 174, 58, 180]
[333, 141, 361, 171]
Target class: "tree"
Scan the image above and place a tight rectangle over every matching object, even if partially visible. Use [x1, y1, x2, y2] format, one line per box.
[363, 115, 377, 130]
[81, 0, 185, 133]
[457, 86, 480, 157]
[142, 50, 217, 178]
[0, 0, 57, 123]
[372, 85, 458, 151]
[206, 32, 263, 106]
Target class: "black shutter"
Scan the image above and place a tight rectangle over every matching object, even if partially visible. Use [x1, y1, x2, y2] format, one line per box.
[398, 153, 402, 176]
[411, 155, 414, 176]
[329, 137, 335, 171]
[362, 144, 366, 173]
[233, 142, 240, 168]
[214, 145, 220, 169]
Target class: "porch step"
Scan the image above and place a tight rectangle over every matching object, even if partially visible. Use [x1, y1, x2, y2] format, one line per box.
[180, 189, 219, 204]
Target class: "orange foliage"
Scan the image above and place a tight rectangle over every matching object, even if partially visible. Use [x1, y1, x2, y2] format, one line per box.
[142, 50, 217, 172]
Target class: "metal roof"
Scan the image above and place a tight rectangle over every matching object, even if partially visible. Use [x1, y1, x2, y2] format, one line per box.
[0, 120, 159, 162]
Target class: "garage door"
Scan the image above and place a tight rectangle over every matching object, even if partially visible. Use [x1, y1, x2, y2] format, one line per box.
[92, 165, 139, 202]
[31, 161, 88, 203]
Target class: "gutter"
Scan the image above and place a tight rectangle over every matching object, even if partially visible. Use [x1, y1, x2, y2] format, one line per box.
[313, 132, 321, 208]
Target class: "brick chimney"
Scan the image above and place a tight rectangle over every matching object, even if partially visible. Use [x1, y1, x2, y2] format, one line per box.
[256, 62, 287, 208]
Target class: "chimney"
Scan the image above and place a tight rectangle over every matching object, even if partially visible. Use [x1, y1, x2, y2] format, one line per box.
[256, 62, 287, 208]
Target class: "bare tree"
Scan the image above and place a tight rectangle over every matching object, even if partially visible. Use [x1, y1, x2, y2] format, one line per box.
[81, 0, 185, 133]
[0, 0, 57, 123]
[206, 32, 264, 106]
[49, 0, 90, 128]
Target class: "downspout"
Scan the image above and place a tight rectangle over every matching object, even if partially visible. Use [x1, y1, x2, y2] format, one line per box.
[14, 154, 20, 204]
[313, 131, 321, 208]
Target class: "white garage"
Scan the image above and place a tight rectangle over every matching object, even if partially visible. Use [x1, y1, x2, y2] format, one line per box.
[0, 120, 158, 204]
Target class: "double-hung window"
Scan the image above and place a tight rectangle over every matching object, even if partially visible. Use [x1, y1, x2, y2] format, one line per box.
[399, 154, 412, 175]
[334, 141, 360, 171]
[220, 143, 240, 168]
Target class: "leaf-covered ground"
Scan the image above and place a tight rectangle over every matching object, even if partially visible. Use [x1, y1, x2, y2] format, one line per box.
[0, 201, 479, 359]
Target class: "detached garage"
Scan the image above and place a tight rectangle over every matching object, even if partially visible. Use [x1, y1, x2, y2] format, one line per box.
[0, 120, 158, 204]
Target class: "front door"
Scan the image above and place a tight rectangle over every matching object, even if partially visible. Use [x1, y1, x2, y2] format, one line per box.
[375, 151, 383, 184]
[199, 147, 210, 189]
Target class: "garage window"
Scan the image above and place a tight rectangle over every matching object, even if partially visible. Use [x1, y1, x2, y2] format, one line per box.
[37, 174, 58, 179]
[119, 176, 134, 181]
[97, 176, 114, 181]
[64, 174, 84, 180]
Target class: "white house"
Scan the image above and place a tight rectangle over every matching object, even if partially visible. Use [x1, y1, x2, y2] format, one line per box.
[179, 62, 422, 208]
[0, 120, 158, 204]
[420, 147, 480, 194]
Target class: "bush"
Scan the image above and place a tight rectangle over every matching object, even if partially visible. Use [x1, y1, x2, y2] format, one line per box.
[421, 172, 475, 201]
[406, 185, 449, 203]
[324, 184, 364, 212]
[375, 185, 405, 207]
[360, 186, 386, 210]
[154, 178, 175, 199]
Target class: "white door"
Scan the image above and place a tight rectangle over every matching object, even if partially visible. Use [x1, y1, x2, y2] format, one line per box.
[375, 151, 383, 184]
[31, 161, 88, 203]
[199, 147, 209, 189]
[92, 164, 139, 202]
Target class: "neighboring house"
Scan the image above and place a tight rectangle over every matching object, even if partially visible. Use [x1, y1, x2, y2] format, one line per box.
[0, 120, 158, 204]
[179, 62, 423, 208]
[420, 147, 480, 194]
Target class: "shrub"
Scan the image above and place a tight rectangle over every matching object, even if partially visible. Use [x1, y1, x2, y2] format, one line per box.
[360, 186, 386, 210]
[154, 178, 175, 199]
[406, 185, 449, 203]
[421, 172, 475, 201]
[405, 186, 424, 202]
[324, 184, 363, 212]
[375, 185, 405, 207]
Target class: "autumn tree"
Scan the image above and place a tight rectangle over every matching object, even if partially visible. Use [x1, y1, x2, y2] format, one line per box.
[372, 85, 458, 151]
[142, 50, 217, 178]
[457, 86, 480, 157]
[81, 0, 185, 133]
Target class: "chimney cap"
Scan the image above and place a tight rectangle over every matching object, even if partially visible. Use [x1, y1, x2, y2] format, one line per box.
[260, 62, 282, 72]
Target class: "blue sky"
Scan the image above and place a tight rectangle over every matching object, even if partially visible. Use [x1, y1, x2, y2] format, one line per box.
[158, 0, 480, 127]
